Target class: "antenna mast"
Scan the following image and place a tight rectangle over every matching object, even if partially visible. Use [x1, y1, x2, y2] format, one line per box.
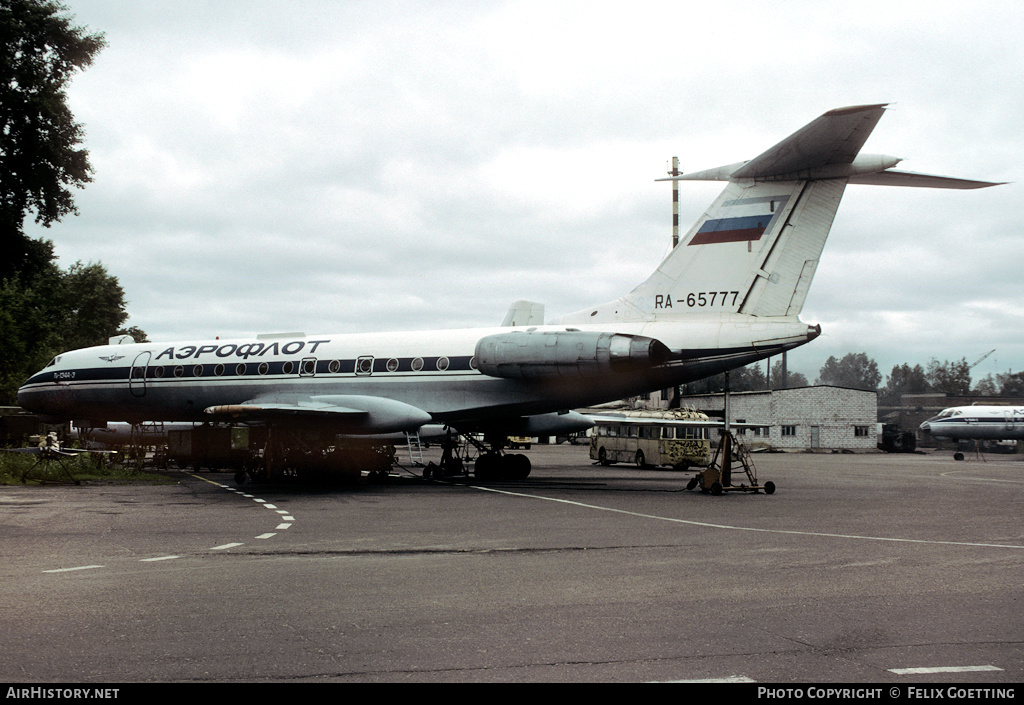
[669, 157, 680, 248]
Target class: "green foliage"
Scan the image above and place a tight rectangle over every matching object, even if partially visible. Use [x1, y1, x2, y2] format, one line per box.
[0, 0, 107, 277]
[879, 362, 930, 406]
[0, 246, 146, 403]
[993, 371, 1024, 397]
[926, 358, 972, 396]
[769, 359, 808, 389]
[0, 449, 173, 485]
[816, 352, 881, 391]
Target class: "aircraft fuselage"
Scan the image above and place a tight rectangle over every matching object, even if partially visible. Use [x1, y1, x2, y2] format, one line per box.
[920, 406, 1024, 441]
[18, 315, 817, 431]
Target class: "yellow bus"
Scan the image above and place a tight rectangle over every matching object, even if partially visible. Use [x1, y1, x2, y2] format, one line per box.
[589, 409, 712, 470]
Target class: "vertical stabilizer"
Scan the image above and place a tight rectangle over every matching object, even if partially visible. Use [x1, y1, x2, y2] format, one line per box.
[557, 177, 843, 322]
[555, 104, 1002, 327]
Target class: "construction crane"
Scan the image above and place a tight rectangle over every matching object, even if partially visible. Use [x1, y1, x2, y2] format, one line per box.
[969, 349, 996, 370]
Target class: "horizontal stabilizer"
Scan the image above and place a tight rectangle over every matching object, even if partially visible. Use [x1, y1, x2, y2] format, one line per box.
[848, 169, 1005, 189]
[731, 103, 888, 179]
[656, 103, 1003, 189]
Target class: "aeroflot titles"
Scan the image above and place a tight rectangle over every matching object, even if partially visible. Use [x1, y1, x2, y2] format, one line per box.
[152, 339, 331, 361]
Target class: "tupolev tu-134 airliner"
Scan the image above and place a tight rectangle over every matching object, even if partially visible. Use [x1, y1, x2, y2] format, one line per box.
[17, 104, 1001, 479]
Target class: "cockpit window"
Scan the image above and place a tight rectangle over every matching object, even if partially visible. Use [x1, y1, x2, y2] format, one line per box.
[45, 357, 59, 368]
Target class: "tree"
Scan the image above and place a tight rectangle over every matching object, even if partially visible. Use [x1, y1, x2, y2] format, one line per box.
[0, 242, 65, 401]
[816, 352, 881, 391]
[0, 255, 146, 404]
[0, 0, 106, 277]
[880, 362, 930, 406]
[996, 371, 1024, 397]
[972, 373, 999, 397]
[768, 359, 808, 389]
[59, 261, 129, 351]
[926, 358, 972, 396]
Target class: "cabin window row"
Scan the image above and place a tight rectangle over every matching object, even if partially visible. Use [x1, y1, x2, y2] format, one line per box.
[137, 355, 472, 379]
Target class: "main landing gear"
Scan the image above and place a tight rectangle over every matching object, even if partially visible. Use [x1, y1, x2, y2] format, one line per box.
[423, 430, 532, 482]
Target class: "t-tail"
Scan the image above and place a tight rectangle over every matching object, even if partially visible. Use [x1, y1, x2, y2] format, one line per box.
[557, 103, 1002, 326]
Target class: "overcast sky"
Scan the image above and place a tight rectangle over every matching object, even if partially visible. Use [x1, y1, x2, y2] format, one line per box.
[27, 0, 1023, 384]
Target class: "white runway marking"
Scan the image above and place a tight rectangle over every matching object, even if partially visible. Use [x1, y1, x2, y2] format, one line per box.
[43, 565, 104, 573]
[473, 486, 1024, 550]
[889, 665, 1002, 675]
[139, 555, 180, 562]
[189, 473, 296, 546]
[661, 675, 756, 683]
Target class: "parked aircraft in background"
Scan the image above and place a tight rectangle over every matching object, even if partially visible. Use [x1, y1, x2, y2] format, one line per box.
[72, 421, 199, 449]
[920, 406, 1024, 459]
[18, 104, 1001, 480]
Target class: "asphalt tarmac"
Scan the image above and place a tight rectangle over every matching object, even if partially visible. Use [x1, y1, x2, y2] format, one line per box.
[1, 444, 1022, 684]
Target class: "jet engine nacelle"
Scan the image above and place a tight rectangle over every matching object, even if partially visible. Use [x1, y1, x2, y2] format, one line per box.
[474, 330, 672, 380]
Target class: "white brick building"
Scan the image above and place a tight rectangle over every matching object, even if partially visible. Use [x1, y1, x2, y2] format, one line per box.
[678, 386, 878, 451]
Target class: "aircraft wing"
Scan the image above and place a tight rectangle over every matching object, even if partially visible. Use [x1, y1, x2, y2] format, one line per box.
[204, 394, 432, 434]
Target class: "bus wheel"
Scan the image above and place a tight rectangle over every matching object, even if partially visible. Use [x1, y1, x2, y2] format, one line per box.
[635, 450, 646, 468]
[598, 448, 611, 466]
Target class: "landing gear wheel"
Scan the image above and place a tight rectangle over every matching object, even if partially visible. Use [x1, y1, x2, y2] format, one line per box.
[763, 480, 776, 495]
[686, 477, 699, 491]
[710, 481, 723, 496]
[474, 453, 501, 481]
[506, 453, 532, 480]
[954, 452, 965, 461]
[234, 470, 246, 485]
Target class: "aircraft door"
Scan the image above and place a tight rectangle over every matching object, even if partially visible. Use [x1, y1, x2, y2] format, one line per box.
[356, 355, 374, 376]
[130, 352, 151, 398]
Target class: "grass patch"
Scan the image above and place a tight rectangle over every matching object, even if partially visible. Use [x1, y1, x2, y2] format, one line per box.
[0, 450, 178, 485]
